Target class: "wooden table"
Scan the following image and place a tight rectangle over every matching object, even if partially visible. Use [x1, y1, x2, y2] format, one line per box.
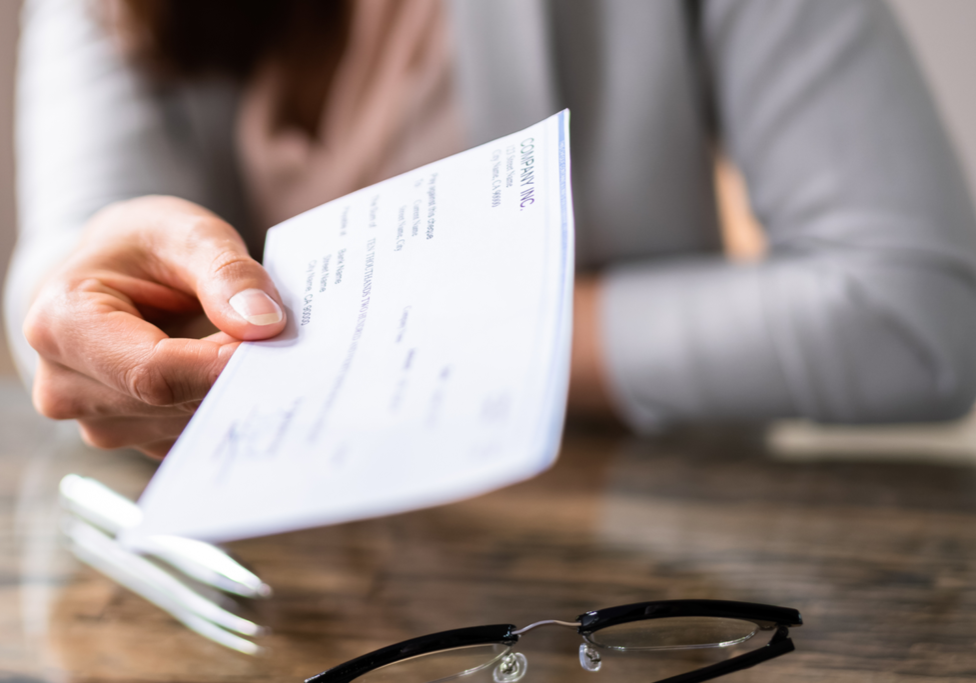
[2, 377, 975, 682]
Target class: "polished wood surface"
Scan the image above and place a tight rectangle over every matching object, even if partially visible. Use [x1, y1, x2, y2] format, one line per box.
[2, 378, 976, 682]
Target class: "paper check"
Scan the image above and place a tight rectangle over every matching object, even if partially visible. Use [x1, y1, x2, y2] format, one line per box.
[126, 111, 574, 544]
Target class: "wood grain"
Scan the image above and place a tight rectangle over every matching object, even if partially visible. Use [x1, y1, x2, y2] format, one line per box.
[2, 381, 975, 682]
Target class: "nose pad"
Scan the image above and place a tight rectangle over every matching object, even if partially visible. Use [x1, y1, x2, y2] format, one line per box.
[579, 643, 602, 672]
[493, 652, 528, 682]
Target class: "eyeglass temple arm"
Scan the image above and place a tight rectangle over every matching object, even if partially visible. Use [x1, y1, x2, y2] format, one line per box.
[650, 626, 794, 683]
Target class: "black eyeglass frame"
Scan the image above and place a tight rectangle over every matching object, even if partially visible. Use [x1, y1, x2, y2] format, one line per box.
[305, 599, 803, 683]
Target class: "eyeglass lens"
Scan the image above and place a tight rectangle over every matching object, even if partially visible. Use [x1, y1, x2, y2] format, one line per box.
[354, 643, 510, 683]
[588, 616, 759, 651]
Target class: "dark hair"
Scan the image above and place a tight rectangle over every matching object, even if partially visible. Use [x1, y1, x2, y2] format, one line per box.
[115, 0, 348, 136]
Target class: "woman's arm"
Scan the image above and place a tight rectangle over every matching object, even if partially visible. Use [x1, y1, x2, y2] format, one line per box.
[24, 196, 286, 457]
[5, 0, 281, 456]
[597, 0, 976, 430]
[4, 0, 245, 382]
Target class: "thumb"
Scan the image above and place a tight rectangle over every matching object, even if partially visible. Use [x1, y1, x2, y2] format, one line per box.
[149, 200, 287, 341]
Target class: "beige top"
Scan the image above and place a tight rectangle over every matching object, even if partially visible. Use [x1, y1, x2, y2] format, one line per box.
[236, 0, 465, 230]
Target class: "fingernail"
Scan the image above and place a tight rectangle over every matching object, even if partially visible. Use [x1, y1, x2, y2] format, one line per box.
[229, 289, 283, 326]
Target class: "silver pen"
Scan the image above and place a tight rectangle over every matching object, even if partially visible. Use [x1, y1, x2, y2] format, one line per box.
[59, 474, 272, 599]
[64, 517, 265, 655]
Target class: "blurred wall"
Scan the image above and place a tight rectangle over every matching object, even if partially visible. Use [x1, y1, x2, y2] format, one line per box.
[0, 0, 974, 378]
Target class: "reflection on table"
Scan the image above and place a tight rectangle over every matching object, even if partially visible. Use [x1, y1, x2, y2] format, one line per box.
[2, 378, 975, 682]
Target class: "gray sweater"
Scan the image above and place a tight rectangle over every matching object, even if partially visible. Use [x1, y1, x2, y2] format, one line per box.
[7, 0, 976, 431]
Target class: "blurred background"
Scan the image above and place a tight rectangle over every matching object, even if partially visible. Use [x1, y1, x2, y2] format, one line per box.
[1, 0, 976, 402]
[0, 0, 17, 376]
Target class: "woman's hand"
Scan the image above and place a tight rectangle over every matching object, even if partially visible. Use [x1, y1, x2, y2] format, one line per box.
[23, 196, 287, 458]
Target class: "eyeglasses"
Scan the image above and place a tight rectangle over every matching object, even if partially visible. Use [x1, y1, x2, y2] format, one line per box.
[305, 600, 802, 683]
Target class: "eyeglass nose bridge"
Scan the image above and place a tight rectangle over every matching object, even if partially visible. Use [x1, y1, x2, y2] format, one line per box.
[510, 620, 604, 675]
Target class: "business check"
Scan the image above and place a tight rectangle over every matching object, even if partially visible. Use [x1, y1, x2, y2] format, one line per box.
[125, 111, 574, 544]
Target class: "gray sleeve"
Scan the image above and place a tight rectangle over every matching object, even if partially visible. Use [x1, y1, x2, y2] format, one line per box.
[601, 0, 976, 430]
[3, 0, 237, 384]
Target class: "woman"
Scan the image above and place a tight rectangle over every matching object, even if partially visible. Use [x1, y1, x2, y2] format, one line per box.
[7, 0, 976, 457]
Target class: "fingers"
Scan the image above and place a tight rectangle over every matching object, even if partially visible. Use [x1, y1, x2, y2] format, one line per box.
[32, 358, 201, 420]
[22, 195, 269, 457]
[134, 197, 287, 341]
[201, 331, 239, 345]
[34, 357, 196, 458]
[26, 281, 239, 406]
[77, 416, 190, 457]
[139, 439, 179, 460]
[34, 357, 199, 457]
